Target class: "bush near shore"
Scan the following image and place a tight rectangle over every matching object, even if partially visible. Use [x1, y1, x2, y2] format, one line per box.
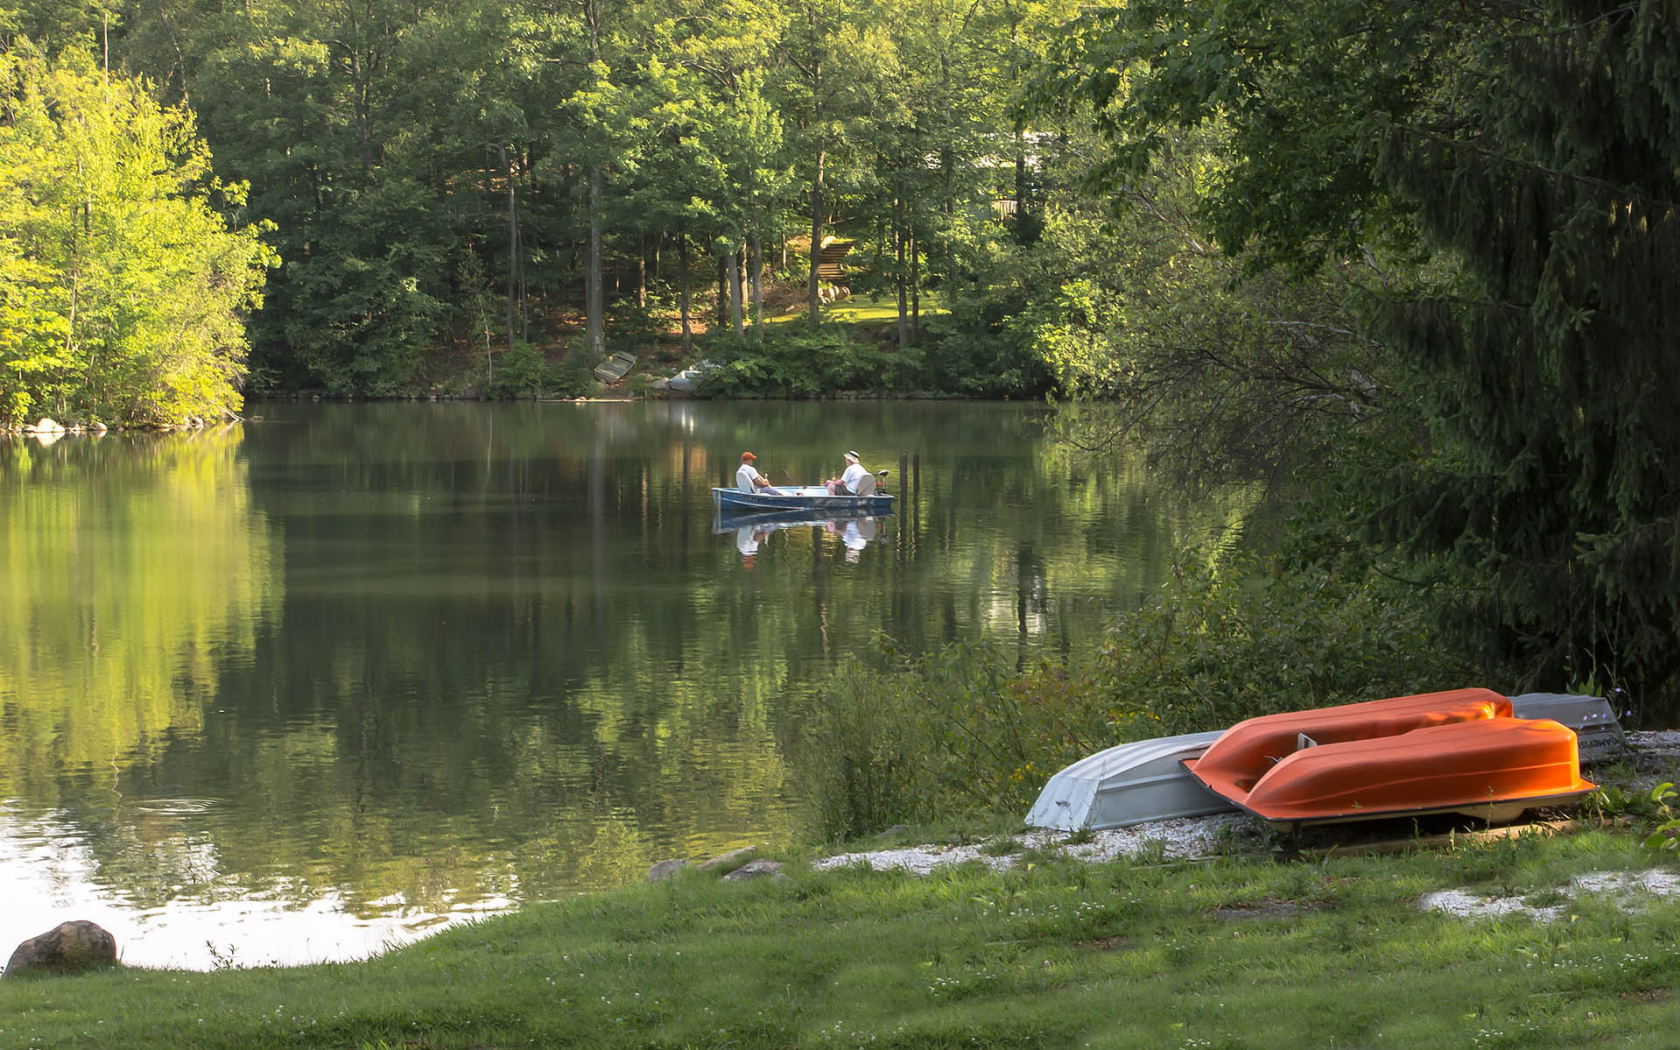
[801, 549, 1498, 841]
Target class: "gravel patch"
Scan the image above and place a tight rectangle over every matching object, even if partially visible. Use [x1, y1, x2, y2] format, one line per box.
[1420, 869, 1680, 923]
[1629, 730, 1680, 757]
[812, 814, 1252, 875]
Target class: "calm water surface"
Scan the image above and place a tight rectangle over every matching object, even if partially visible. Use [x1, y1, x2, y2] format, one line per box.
[0, 402, 1250, 968]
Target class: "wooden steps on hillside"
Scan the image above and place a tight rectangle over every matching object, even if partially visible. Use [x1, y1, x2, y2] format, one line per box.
[816, 238, 855, 283]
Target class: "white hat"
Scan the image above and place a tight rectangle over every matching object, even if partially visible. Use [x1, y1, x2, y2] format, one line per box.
[844, 449, 860, 461]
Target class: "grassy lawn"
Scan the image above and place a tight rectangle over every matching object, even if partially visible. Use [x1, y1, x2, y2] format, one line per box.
[767, 290, 949, 327]
[5, 825, 1680, 1048]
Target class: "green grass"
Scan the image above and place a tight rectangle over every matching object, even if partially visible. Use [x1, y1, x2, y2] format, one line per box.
[5, 827, 1680, 1047]
[767, 291, 949, 327]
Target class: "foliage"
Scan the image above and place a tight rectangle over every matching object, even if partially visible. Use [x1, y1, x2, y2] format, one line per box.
[3, 0, 1073, 398]
[483, 340, 544, 399]
[0, 46, 274, 427]
[1640, 783, 1680, 857]
[803, 547, 1491, 835]
[801, 660, 930, 841]
[1048, 0, 1680, 707]
[543, 353, 597, 399]
[1356, 4, 1680, 705]
[698, 325, 919, 398]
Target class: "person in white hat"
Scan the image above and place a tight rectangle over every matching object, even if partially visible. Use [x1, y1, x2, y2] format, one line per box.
[825, 450, 868, 495]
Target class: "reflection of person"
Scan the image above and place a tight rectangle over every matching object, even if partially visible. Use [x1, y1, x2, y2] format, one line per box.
[736, 526, 761, 556]
[737, 451, 780, 494]
[736, 525, 772, 567]
[833, 516, 877, 563]
[841, 520, 867, 551]
[824, 450, 868, 495]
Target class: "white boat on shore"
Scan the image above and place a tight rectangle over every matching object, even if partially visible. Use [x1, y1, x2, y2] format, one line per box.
[1023, 730, 1230, 831]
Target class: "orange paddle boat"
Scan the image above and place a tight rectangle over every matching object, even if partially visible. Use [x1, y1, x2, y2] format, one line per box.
[1183, 689, 1595, 827]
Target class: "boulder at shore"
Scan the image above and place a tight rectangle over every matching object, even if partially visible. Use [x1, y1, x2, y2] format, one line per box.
[5, 921, 118, 977]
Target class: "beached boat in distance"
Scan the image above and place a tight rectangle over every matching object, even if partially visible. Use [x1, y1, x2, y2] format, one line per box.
[1023, 730, 1230, 831]
[712, 485, 894, 514]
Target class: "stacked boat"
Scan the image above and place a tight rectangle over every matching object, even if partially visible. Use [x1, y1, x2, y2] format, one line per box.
[1025, 689, 1625, 833]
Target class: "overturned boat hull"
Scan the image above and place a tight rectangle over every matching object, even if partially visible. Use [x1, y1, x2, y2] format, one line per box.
[1023, 731, 1231, 831]
[1197, 717, 1595, 827]
[1509, 692, 1627, 763]
[1184, 688, 1513, 800]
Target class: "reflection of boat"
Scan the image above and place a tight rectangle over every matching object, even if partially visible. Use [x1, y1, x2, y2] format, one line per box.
[712, 485, 895, 513]
[1184, 689, 1595, 828]
[720, 509, 885, 566]
[1024, 688, 1623, 833]
[1024, 731, 1229, 831]
[712, 506, 891, 534]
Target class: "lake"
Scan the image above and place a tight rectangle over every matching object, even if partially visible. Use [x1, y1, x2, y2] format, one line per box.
[0, 401, 1251, 968]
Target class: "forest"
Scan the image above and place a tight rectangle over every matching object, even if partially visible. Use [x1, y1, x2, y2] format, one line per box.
[6, 1, 1680, 744]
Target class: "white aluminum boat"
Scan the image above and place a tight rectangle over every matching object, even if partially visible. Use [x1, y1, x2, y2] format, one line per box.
[1023, 730, 1231, 831]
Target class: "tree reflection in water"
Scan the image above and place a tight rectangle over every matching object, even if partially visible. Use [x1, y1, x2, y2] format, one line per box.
[0, 402, 1254, 968]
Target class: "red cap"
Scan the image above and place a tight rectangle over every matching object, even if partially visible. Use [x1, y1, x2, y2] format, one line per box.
[741, 451, 757, 461]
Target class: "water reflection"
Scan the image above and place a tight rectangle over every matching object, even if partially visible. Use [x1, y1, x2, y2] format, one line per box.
[0, 806, 509, 969]
[0, 403, 1257, 969]
[719, 510, 887, 567]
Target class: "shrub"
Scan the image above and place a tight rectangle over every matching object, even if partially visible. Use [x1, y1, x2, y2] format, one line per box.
[799, 549, 1495, 837]
[543, 354, 597, 399]
[484, 340, 544, 399]
[699, 327, 921, 397]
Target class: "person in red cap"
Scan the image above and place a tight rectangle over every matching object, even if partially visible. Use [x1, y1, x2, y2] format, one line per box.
[736, 451, 780, 494]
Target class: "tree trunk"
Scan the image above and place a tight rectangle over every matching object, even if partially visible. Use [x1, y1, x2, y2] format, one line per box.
[519, 147, 530, 340]
[808, 59, 825, 326]
[808, 146, 825, 325]
[637, 233, 646, 308]
[896, 175, 908, 348]
[729, 244, 744, 338]
[586, 162, 605, 363]
[499, 144, 519, 356]
[1014, 126, 1027, 221]
[751, 236, 764, 341]
[910, 227, 920, 343]
[717, 255, 728, 326]
[678, 232, 692, 354]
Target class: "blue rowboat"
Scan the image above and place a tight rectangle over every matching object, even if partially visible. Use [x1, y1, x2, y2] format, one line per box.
[712, 486, 894, 513]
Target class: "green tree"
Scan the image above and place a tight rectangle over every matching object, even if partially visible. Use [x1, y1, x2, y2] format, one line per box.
[1056, 0, 1680, 702]
[0, 46, 273, 427]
